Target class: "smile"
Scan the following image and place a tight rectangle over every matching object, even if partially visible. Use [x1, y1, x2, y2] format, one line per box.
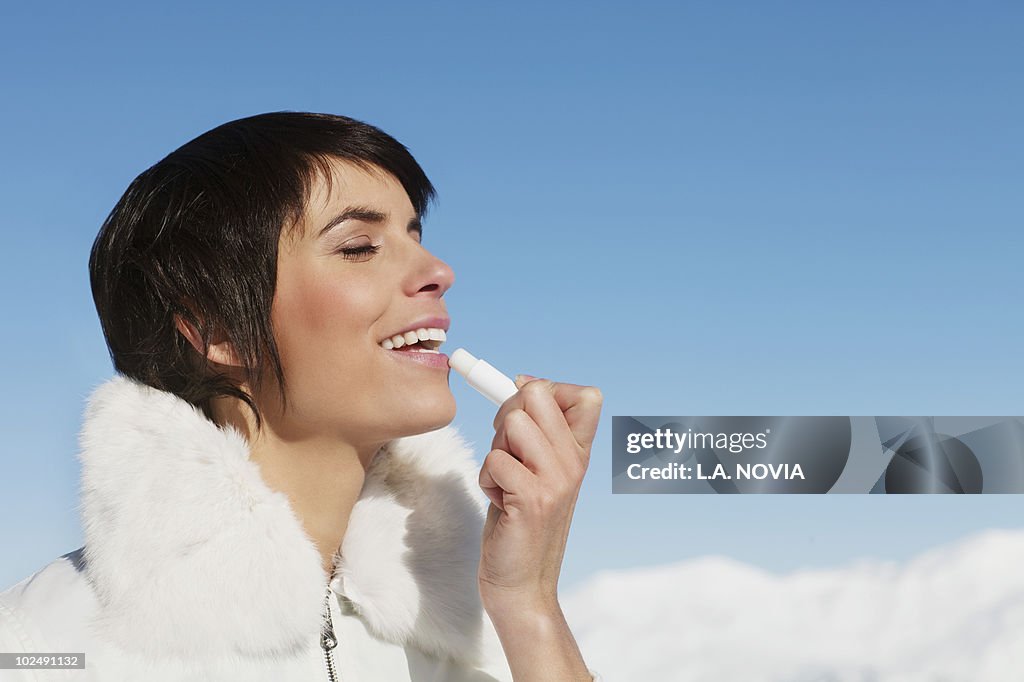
[379, 327, 446, 352]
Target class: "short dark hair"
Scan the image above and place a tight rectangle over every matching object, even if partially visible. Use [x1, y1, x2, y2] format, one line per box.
[89, 111, 437, 430]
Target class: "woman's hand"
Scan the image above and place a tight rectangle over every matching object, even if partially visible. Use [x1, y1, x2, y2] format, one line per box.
[477, 374, 603, 616]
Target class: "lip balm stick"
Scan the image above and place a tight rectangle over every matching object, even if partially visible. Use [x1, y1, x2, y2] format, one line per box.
[448, 348, 518, 406]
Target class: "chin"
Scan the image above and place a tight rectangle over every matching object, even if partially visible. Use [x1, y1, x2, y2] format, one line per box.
[391, 399, 457, 438]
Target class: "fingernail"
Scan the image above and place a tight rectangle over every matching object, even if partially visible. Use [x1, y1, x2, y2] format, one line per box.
[515, 374, 538, 386]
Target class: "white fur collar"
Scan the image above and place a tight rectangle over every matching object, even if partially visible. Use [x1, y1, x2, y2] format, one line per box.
[76, 374, 493, 666]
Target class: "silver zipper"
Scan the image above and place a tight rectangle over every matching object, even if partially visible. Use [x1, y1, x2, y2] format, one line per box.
[321, 586, 340, 682]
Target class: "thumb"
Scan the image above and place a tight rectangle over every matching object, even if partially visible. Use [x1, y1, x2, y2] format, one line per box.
[514, 374, 539, 388]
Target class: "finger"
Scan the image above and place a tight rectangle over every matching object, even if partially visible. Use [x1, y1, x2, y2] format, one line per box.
[479, 447, 535, 511]
[510, 378, 604, 456]
[506, 407, 565, 477]
[492, 389, 524, 433]
[543, 382, 604, 454]
[515, 379, 587, 476]
[489, 375, 554, 434]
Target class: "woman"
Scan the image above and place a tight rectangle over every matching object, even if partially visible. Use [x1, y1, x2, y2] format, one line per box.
[0, 112, 604, 681]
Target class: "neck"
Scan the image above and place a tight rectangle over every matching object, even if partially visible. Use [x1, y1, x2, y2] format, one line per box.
[211, 393, 383, 577]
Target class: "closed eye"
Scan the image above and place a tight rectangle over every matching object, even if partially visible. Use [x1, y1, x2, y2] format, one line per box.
[337, 244, 382, 260]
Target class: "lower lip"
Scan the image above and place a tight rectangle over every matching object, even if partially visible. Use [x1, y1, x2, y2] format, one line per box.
[383, 347, 451, 370]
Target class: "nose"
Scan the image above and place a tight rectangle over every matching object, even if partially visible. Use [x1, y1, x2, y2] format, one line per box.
[408, 244, 455, 297]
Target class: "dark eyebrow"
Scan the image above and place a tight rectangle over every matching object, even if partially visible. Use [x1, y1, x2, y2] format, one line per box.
[317, 205, 423, 238]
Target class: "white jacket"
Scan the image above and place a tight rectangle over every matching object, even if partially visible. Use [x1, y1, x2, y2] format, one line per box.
[0, 375, 602, 681]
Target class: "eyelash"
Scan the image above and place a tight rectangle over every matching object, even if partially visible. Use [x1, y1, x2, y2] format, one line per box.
[337, 244, 383, 260]
[336, 229, 422, 260]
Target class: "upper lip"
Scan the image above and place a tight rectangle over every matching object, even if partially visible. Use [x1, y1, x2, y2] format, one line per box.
[380, 316, 450, 343]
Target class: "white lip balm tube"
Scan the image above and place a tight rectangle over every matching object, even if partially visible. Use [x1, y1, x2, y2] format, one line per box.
[448, 348, 519, 406]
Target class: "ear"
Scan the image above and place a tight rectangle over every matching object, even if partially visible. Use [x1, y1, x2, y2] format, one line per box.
[173, 312, 243, 368]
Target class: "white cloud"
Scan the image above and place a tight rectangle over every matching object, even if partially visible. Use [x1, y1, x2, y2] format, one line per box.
[562, 528, 1024, 681]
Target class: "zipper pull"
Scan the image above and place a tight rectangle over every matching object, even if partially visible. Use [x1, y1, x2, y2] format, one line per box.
[321, 588, 338, 651]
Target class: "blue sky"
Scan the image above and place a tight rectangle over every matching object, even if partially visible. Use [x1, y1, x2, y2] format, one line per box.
[1, 1, 1022, 590]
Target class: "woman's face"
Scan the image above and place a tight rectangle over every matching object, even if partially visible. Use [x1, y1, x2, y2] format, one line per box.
[264, 158, 456, 448]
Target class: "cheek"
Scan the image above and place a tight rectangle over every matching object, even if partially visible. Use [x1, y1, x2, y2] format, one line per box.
[274, 267, 379, 355]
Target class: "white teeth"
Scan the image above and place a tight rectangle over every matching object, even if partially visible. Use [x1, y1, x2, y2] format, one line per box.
[380, 327, 447, 350]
